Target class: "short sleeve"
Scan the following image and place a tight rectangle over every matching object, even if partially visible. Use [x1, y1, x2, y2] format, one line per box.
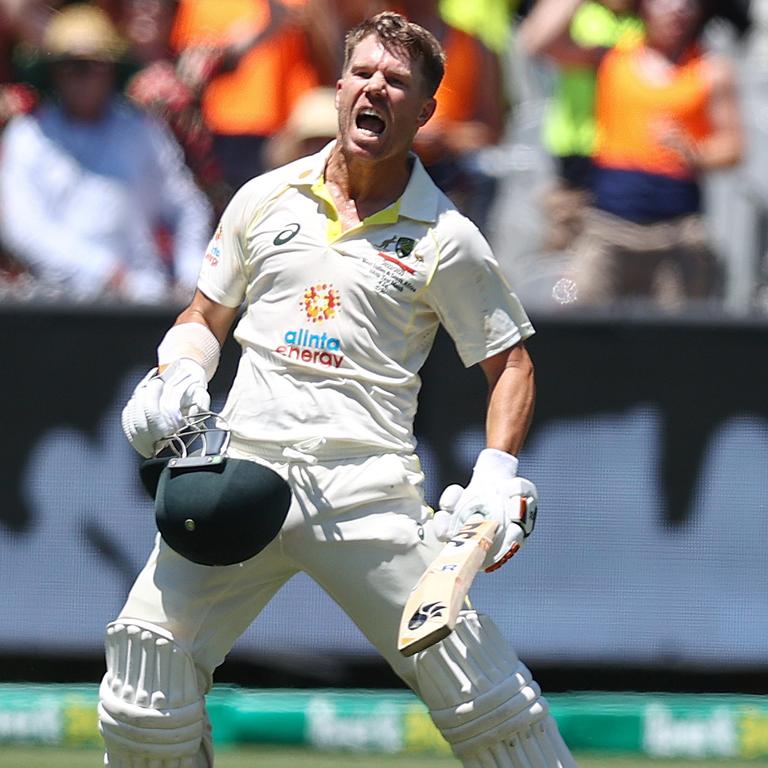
[424, 211, 534, 367]
[196, 185, 251, 307]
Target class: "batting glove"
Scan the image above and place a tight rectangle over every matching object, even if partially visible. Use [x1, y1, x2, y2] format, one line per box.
[432, 449, 538, 572]
[121, 359, 210, 458]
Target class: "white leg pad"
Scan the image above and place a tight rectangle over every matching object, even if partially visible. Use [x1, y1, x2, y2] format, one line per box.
[415, 611, 576, 768]
[98, 621, 213, 768]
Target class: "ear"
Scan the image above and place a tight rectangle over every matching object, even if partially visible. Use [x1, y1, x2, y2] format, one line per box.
[417, 97, 437, 128]
[335, 80, 342, 110]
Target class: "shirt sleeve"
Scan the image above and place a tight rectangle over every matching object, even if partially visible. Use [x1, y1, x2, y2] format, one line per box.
[196, 182, 253, 307]
[0, 116, 119, 293]
[145, 116, 213, 292]
[423, 210, 534, 367]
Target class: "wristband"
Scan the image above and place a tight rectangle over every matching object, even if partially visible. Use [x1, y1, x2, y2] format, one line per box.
[157, 322, 220, 382]
[472, 448, 519, 480]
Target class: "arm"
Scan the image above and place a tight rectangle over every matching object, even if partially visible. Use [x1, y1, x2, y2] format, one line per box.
[176, 0, 292, 91]
[416, 35, 506, 160]
[173, 289, 239, 348]
[445, 42, 507, 152]
[0, 116, 122, 293]
[433, 342, 538, 571]
[424, 218, 538, 568]
[300, 0, 346, 84]
[157, 287, 238, 375]
[697, 56, 744, 171]
[123, 290, 238, 457]
[518, 0, 609, 68]
[654, 56, 744, 174]
[147, 117, 214, 293]
[480, 342, 535, 455]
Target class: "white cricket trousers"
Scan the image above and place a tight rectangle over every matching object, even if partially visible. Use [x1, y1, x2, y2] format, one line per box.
[115, 450, 441, 690]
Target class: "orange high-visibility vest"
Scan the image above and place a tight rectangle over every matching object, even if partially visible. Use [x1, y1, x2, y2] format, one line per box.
[171, 0, 318, 136]
[594, 35, 713, 179]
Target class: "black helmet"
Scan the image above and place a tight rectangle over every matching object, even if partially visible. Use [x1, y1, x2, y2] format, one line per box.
[139, 413, 291, 566]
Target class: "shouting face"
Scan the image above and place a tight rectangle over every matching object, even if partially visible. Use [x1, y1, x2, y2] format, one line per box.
[335, 34, 436, 164]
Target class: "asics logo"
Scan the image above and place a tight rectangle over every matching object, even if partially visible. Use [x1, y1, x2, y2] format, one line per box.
[273, 223, 301, 245]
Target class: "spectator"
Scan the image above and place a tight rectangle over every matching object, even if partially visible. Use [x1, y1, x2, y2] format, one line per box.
[0, 0, 54, 79]
[301, 0, 387, 84]
[120, 0, 231, 216]
[440, 0, 519, 55]
[395, 0, 509, 234]
[0, 3, 212, 303]
[528, 0, 747, 310]
[0, 0, 51, 290]
[520, 0, 641, 252]
[263, 85, 338, 168]
[170, 0, 320, 191]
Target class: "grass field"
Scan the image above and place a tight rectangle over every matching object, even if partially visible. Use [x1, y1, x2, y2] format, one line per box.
[0, 746, 761, 768]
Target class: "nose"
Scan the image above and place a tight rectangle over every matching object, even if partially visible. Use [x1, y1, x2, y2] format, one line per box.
[364, 72, 386, 95]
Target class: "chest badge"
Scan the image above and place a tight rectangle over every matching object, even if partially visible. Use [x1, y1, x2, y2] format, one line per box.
[373, 236, 420, 275]
[394, 237, 415, 259]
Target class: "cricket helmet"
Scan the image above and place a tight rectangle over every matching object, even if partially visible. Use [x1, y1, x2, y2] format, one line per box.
[139, 413, 291, 566]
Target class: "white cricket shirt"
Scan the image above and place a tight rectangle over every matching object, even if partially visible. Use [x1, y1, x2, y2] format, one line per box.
[198, 143, 534, 460]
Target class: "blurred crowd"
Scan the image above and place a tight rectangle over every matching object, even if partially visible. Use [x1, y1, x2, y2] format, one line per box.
[0, 0, 756, 311]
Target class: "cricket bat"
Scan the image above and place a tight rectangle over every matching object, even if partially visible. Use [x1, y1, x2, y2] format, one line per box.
[397, 517, 499, 656]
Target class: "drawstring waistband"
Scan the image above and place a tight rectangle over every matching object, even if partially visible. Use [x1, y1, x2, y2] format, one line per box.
[280, 436, 327, 464]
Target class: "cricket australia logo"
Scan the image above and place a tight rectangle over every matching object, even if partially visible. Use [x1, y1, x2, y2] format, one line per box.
[375, 235, 418, 259]
[367, 235, 421, 295]
[407, 601, 446, 631]
[302, 283, 341, 323]
[373, 235, 420, 275]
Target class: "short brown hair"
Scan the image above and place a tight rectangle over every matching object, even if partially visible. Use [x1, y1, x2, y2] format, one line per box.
[342, 12, 446, 97]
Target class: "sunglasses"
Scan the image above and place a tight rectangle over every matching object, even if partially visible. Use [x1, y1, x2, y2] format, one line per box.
[54, 59, 114, 76]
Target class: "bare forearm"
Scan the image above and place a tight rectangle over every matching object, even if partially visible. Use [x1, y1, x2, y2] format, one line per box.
[697, 59, 744, 171]
[696, 134, 743, 171]
[174, 289, 238, 347]
[481, 346, 536, 455]
[518, 0, 585, 57]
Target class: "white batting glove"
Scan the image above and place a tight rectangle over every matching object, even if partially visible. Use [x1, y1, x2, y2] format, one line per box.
[121, 359, 210, 457]
[432, 449, 538, 572]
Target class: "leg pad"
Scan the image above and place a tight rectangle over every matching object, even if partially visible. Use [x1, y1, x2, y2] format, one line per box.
[98, 621, 212, 767]
[416, 611, 576, 767]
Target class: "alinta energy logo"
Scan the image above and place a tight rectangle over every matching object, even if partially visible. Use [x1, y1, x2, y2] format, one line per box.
[301, 283, 341, 322]
[275, 283, 344, 369]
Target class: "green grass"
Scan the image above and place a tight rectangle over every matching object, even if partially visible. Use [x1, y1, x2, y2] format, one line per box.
[0, 746, 762, 768]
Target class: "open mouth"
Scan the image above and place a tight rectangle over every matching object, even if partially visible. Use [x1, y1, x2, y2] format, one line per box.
[355, 109, 386, 136]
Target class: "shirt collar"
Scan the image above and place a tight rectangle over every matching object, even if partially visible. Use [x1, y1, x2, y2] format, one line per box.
[287, 141, 439, 224]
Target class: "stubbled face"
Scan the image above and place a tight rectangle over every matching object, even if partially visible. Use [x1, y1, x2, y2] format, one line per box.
[641, 0, 703, 52]
[335, 34, 435, 164]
